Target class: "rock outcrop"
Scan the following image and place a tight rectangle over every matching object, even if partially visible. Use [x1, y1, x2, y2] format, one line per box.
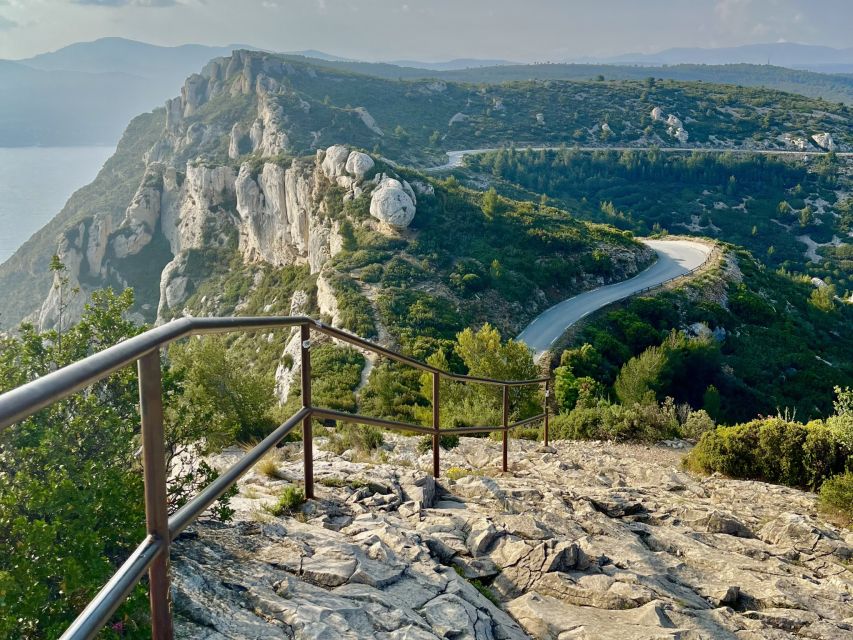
[370, 176, 417, 229]
[37, 144, 411, 328]
[812, 132, 837, 151]
[173, 436, 853, 639]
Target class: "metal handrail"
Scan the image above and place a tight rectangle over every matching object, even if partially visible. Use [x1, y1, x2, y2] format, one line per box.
[0, 316, 552, 640]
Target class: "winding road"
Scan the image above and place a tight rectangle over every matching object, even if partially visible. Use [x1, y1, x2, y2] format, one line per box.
[517, 239, 712, 357]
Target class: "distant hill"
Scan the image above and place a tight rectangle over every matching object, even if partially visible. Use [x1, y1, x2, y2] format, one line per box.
[387, 58, 518, 71]
[0, 60, 161, 146]
[591, 42, 853, 72]
[4, 38, 853, 147]
[1, 38, 258, 147]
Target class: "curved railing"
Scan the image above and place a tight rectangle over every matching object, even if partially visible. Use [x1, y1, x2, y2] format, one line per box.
[0, 316, 551, 640]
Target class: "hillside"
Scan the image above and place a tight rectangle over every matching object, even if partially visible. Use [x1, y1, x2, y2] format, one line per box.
[278, 55, 853, 105]
[465, 147, 853, 293]
[1, 50, 850, 415]
[0, 51, 655, 358]
[4, 48, 849, 328]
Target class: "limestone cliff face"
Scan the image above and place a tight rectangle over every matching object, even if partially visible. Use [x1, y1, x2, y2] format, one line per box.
[37, 144, 417, 329]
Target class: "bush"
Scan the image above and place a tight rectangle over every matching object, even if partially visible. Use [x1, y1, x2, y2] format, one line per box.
[681, 409, 716, 440]
[818, 472, 853, 526]
[551, 398, 679, 442]
[266, 486, 305, 516]
[685, 418, 848, 488]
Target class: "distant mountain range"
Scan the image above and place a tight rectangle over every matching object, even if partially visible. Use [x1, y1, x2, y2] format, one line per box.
[3, 37, 853, 147]
[585, 42, 853, 74]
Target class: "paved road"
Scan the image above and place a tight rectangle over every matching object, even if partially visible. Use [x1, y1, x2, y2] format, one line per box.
[425, 145, 851, 172]
[517, 239, 711, 357]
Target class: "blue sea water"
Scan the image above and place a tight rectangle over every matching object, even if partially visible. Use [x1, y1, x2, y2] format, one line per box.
[0, 146, 114, 265]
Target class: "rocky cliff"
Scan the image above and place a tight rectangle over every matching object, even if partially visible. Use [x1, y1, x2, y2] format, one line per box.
[172, 436, 853, 639]
[36, 143, 423, 329]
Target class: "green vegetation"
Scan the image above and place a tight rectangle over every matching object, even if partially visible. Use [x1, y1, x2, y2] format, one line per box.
[683, 387, 852, 502]
[285, 55, 853, 105]
[554, 249, 852, 423]
[323, 423, 385, 457]
[0, 288, 239, 638]
[168, 336, 278, 443]
[265, 486, 306, 516]
[469, 148, 853, 292]
[818, 472, 853, 526]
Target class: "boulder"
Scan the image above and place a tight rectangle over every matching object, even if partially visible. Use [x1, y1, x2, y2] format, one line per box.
[322, 144, 350, 179]
[345, 151, 374, 180]
[812, 132, 836, 151]
[370, 178, 416, 228]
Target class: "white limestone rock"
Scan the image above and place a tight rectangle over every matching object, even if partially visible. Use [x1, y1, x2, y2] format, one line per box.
[345, 151, 374, 180]
[370, 177, 417, 228]
[228, 122, 247, 159]
[354, 107, 384, 136]
[316, 270, 341, 325]
[650, 106, 663, 121]
[321, 145, 351, 179]
[449, 112, 469, 126]
[812, 132, 836, 151]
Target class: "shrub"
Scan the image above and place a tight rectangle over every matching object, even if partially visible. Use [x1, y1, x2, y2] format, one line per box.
[818, 472, 853, 526]
[514, 426, 542, 441]
[681, 409, 716, 440]
[266, 486, 305, 516]
[552, 398, 679, 442]
[756, 419, 808, 486]
[685, 418, 848, 488]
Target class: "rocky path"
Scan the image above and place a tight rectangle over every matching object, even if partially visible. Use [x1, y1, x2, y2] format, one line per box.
[172, 436, 853, 639]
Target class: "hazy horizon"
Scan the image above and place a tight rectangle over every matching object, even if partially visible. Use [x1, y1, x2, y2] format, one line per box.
[0, 0, 851, 63]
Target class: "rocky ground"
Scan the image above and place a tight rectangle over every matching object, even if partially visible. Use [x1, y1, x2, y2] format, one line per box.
[172, 435, 853, 639]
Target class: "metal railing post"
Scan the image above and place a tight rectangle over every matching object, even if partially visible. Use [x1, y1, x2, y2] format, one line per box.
[137, 350, 173, 640]
[502, 384, 509, 473]
[432, 371, 440, 478]
[543, 380, 550, 447]
[300, 324, 314, 500]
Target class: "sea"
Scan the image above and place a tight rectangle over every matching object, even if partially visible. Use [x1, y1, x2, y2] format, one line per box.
[0, 146, 114, 265]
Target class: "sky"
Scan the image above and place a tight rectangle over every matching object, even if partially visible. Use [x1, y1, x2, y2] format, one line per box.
[0, 0, 850, 61]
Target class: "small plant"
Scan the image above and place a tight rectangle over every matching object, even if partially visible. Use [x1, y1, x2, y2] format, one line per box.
[447, 467, 482, 481]
[681, 409, 715, 440]
[818, 472, 853, 527]
[265, 486, 305, 516]
[257, 453, 280, 478]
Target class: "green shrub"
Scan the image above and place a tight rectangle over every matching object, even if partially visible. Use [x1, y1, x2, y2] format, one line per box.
[266, 486, 305, 516]
[685, 418, 848, 488]
[514, 426, 542, 441]
[552, 398, 679, 442]
[818, 472, 853, 526]
[756, 419, 808, 486]
[681, 409, 716, 440]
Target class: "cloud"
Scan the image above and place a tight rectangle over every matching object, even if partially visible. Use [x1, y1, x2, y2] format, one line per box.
[0, 14, 16, 29]
[72, 0, 178, 6]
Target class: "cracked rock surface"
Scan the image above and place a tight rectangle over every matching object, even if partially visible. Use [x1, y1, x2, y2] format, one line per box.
[172, 436, 853, 639]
